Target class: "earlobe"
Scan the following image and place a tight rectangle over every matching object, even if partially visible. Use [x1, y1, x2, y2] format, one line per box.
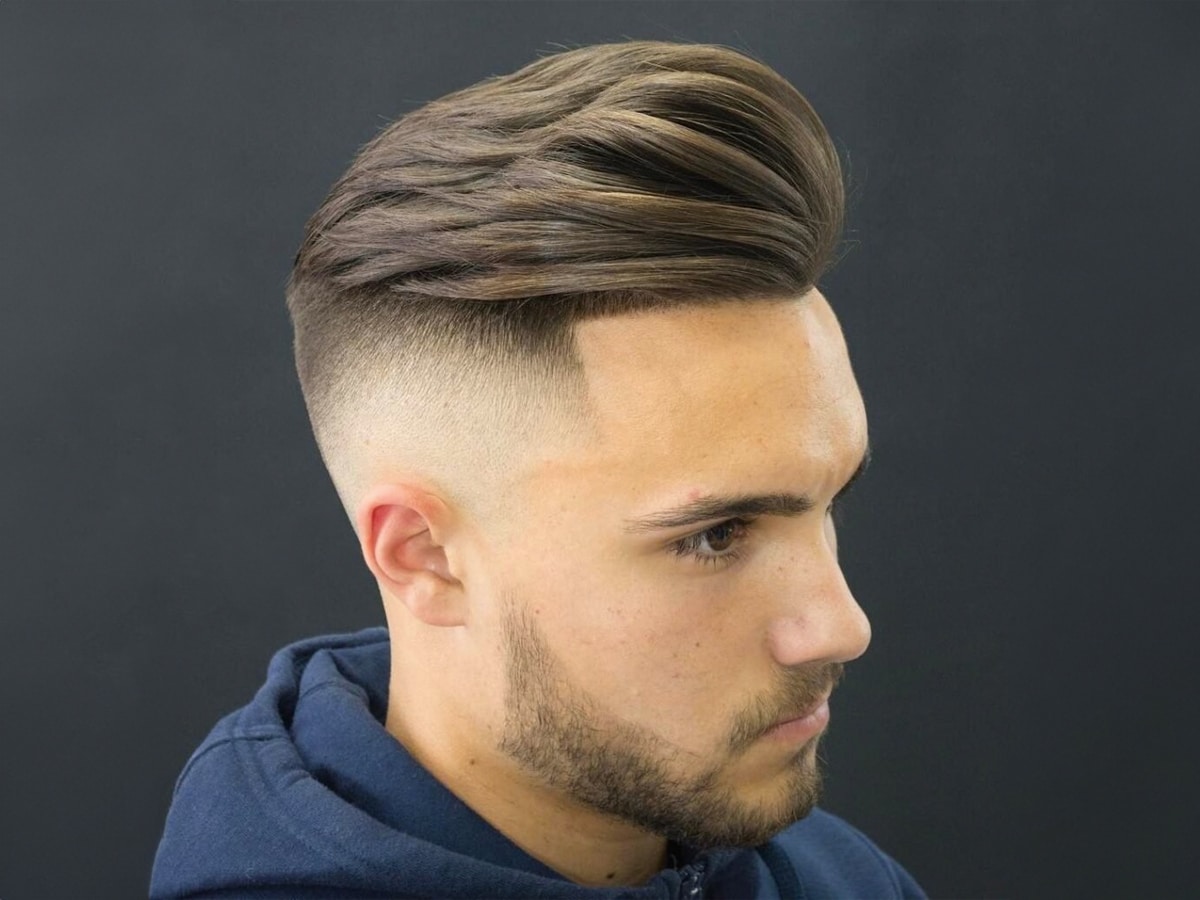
[356, 485, 467, 627]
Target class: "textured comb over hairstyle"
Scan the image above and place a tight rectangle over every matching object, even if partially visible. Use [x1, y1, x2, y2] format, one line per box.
[286, 40, 846, 527]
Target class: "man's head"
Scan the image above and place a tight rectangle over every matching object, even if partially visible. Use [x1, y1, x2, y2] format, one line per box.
[286, 41, 869, 852]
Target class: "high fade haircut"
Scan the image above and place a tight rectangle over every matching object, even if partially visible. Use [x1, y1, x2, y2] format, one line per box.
[285, 40, 845, 531]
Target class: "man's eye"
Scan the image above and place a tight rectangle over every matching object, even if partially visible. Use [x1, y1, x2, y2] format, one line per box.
[669, 518, 752, 567]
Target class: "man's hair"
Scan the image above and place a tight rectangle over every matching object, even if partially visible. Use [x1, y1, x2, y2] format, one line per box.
[285, 40, 845, 525]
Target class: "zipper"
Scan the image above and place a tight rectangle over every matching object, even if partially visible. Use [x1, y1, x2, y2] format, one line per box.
[677, 860, 706, 900]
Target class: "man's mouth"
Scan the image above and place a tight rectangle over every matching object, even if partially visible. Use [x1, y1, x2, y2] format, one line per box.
[763, 692, 833, 744]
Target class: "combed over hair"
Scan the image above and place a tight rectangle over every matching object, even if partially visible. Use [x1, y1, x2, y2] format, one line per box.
[285, 40, 845, 517]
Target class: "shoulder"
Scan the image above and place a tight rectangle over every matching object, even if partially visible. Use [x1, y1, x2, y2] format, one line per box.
[151, 629, 396, 899]
[760, 808, 926, 899]
[151, 707, 315, 897]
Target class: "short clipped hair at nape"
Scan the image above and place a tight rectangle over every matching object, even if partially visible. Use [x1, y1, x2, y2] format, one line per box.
[286, 40, 846, 528]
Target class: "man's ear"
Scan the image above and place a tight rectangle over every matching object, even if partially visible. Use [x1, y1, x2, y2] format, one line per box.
[355, 483, 466, 627]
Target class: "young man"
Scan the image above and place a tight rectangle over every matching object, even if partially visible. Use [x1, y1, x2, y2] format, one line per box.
[152, 40, 925, 899]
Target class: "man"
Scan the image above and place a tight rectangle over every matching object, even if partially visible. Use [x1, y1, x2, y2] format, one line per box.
[152, 40, 925, 899]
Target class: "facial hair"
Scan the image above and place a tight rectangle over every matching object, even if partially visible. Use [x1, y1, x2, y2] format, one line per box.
[496, 599, 843, 849]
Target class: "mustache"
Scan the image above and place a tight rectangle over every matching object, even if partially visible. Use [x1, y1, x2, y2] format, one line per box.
[727, 661, 845, 754]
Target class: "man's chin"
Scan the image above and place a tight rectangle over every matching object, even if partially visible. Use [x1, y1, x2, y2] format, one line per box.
[738, 761, 824, 844]
[657, 765, 823, 850]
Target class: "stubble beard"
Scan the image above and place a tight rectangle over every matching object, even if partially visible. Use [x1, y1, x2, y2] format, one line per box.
[496, 600, 836, 850]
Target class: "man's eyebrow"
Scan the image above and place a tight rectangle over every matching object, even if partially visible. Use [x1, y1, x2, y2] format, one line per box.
[623, 441, 872, 534]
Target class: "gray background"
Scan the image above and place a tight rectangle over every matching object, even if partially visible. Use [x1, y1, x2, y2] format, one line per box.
[2, 2, 1197, 897]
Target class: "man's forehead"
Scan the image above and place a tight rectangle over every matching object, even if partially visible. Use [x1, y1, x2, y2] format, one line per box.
[517, 292, 867, 496]
[575, 293, 859, 432]
[574, 294, 825, 380]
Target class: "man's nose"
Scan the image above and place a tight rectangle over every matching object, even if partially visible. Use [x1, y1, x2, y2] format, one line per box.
[767, 540, 872, 668]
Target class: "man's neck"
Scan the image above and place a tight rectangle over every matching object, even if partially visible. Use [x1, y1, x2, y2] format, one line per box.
[384, 675, 670, 887]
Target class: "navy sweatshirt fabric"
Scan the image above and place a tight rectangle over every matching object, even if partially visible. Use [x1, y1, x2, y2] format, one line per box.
[151, 627, 925, 899]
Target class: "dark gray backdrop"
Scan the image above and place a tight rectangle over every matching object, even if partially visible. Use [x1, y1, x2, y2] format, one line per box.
[2, 3, 1197, 898]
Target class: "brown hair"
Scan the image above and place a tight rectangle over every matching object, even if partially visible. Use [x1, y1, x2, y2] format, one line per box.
[285, 40, 845, 522]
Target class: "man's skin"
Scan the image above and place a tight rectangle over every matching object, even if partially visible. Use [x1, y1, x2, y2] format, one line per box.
[356, 289, 872, 887]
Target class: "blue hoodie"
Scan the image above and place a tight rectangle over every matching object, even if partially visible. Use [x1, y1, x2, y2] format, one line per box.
[151, 628, 925, 899]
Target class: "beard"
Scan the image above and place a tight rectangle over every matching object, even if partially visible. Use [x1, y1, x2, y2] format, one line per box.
[496, 599, 842, 849]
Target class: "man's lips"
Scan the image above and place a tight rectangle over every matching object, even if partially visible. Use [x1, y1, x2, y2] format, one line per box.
[764, 692, 833, 743]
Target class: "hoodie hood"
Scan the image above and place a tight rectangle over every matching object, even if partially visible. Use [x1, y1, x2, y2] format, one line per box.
[150, 627, 924, 899]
